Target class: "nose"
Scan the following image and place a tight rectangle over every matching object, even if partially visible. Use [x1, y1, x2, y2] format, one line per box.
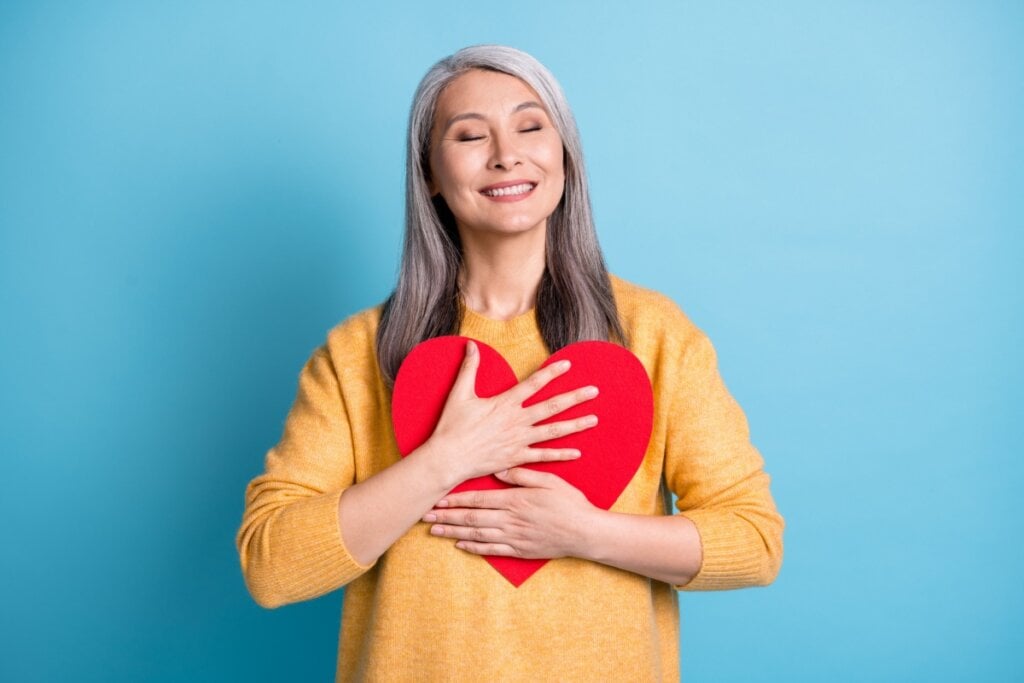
[487, 129, 521, 170]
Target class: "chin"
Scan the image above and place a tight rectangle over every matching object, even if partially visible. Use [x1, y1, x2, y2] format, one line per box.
[458, 215, 550, 238]
[484, 220, 548, 236]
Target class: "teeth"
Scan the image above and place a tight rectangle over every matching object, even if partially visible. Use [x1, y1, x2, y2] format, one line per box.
[482, 183, 535, 197]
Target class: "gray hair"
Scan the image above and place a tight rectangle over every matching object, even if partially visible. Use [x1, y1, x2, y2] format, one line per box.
[376, 44, 626, 386]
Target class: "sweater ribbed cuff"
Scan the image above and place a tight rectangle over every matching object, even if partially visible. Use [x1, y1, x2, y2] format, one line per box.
[300, 489, 376, 587]
[674, 509, 769, 591]
[252, 489, 376, 606]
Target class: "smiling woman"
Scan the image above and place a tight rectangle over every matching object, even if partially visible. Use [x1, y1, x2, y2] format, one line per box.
[236, 44, 784, 682]
[426, 69, 566, 241]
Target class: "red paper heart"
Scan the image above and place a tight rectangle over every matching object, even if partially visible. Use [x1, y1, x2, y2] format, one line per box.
[392, 336, 653, 587]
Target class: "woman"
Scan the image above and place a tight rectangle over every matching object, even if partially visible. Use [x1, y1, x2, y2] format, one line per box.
[237, 44, 784, 681]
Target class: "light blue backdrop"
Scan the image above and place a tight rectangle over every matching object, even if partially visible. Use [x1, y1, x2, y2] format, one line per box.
[2, 1, 1021, 681]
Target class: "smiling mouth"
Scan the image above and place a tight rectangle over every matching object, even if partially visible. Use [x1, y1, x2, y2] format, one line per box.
[480, 182, 537, 198]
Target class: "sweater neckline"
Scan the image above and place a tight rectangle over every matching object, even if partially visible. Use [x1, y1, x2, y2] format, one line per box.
[458, 301, 542, 347]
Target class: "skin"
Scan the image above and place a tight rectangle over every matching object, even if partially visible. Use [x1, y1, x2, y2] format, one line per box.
[427, 68, 566, 319]
[338, 68, 703, 587]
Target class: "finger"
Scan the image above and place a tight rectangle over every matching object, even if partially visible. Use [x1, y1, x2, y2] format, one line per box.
[421, 507, 505, 528]
[523, 384, 599, 424]
[516, 447, 582, 465]
[495, 466, 566, 488]
[437, 488, 514, 510]
[429, 523, 503, 543]
[505, 359, 572, 405]
[454, 541, 522, 557]
[528, 414, 598, 444]
[449, 339, 481, 398]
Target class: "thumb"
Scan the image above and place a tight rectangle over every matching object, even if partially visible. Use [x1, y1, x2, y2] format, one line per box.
[495, 467, 559, 488]
[450, 339, 480, 398]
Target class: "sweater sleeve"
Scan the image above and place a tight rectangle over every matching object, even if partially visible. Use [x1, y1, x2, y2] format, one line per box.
[662, 326, 785, 591]
[236, 345, 376, 609]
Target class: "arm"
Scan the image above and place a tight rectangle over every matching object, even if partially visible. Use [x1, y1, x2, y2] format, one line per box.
[236, 346, 369, 609]
[427, 466, 703, 586]
[516, 324, 783, 589]
[576, 508, 703, 586]
[661, 329, 784, 590]
[237, 339, 596, 607]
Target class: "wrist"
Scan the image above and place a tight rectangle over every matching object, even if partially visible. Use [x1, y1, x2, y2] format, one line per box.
[413, 437, 464, 493]
[570, 505, 610, 561]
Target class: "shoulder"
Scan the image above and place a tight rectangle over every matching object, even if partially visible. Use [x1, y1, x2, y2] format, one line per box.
[324, 304, 383, 349]
[608, 273, 704, 347]
[607, 274, 721, 400]
[312, 303, 385, 382]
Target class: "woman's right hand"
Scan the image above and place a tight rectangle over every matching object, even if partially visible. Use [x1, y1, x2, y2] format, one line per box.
[422, 340, 599, 489]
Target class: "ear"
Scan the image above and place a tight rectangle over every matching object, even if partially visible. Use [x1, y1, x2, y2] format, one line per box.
[424, 145, 444, 197]
[423, 164, 438, 196]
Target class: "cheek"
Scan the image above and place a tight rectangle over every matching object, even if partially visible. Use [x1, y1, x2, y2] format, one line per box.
[434, 150, 481, 195]
[539, 140, 565, 181]
[544, 155, 566, 199]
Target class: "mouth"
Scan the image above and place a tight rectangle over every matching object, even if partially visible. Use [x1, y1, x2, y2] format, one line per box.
[479, 181, 538, 199]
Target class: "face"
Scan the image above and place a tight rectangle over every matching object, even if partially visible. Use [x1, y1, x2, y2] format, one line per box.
[427, 69, 565, 239]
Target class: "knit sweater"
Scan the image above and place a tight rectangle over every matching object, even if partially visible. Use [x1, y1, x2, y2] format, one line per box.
[236, 274, 784, 682]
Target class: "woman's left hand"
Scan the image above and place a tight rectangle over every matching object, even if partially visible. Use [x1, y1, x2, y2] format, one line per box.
[421, 468, 598, 560]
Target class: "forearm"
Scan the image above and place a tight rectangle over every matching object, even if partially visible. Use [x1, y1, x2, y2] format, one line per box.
[576, 508, 703, 587]
[338, 441, 459, 566]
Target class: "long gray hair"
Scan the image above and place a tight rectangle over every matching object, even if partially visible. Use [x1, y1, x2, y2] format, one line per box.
[376, 44, 626, 386]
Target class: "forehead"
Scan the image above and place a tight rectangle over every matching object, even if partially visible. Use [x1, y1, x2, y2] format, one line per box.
[434, 69, 546, 119]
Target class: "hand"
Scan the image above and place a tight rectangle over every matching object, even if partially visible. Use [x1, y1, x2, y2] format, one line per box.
[421, 467, 598, 560]
[424, 340, 599, 488]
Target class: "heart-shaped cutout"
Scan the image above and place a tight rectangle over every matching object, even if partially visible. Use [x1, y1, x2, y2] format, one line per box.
[392, 336, 654, 587]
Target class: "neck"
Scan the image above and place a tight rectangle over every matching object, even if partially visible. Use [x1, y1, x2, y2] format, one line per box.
[457, 225, 546, 321]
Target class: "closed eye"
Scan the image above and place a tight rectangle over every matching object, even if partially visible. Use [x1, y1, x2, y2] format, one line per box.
[520, 126, 542, 133]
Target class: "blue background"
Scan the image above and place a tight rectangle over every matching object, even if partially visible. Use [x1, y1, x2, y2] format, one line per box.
[2, 1, 1021, 680]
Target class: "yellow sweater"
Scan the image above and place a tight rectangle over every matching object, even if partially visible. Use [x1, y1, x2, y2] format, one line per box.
[236, 274, 784, 682]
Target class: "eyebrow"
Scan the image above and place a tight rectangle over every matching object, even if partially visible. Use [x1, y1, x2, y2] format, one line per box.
[441, 101, 545, 135]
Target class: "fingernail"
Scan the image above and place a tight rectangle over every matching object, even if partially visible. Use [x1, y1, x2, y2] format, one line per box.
[431, 525, 444, 535]
[585, 415, 598, 426]
[455, 542, 466, 549]
[570, 450, 582, 458]
[497, 469, 509, 478]
[584, 386, 599, 398]
[558, 360, 571, 371]
[423, 513, 437, 522]
[466, 341, 476, 355]
[437, 499, 449, 508]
